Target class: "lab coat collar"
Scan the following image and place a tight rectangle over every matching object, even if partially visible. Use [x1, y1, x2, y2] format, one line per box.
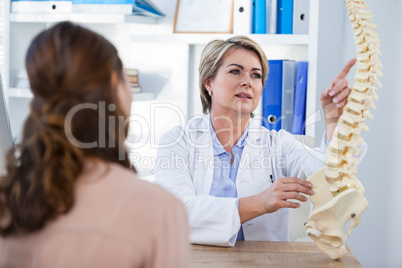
[187, 114, 267, 147]
[246, 118, 266, 144]
[186, 114, 268, 196]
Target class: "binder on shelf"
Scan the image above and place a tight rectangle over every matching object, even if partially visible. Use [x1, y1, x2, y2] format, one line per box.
[128, 76, 138, 83]
[291, 61, 308, 135]
[276, 0, 293, 34]
[266, 0, 277, 34]
[11, 0, 72, 13]
[281, 60, 297, 132]
[293, 0, 309, 34]
[132, 0, 164, 17]
[262, 60, 283, 131]
[129, 83, 142, 93]
[72, 0, 133, 14]
[253, 0, 266, 34]
[233, 0, 252, 34]
[124, 68, 141, 93]
[124, 68, 138, 76]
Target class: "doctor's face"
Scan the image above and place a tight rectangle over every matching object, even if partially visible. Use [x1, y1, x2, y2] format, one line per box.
[205, 48, 263, 118]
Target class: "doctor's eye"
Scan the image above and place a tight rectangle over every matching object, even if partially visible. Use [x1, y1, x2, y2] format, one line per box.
[252, 72, 262, 79]
[229, 69, 240, 75]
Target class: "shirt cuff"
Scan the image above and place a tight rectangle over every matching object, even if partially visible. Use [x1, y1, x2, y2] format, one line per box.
[324, 133, 330, 146]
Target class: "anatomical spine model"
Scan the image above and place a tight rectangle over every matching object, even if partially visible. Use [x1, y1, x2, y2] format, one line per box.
[304, 0, 382, 259]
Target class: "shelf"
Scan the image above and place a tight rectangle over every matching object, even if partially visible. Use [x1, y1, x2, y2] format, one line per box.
[10, 13, 157, 24]
[130, 34, 310, 45]
[132, 92, 154, 101]
[8, 87, 32, 98]
[8, 87, 155, 101]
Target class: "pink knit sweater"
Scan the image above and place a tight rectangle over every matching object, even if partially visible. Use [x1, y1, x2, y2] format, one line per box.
[0, 160, 189, 267]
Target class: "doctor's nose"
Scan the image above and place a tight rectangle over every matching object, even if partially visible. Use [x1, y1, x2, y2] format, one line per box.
[240, 76, 252, 88]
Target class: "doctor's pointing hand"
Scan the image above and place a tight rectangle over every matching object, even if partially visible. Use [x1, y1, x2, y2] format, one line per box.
[154, 36, 366, 246]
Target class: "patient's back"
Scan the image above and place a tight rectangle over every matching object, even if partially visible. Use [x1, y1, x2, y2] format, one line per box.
[0, 161, 189, 268]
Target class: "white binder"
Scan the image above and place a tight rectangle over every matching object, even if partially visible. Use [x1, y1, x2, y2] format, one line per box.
[293, 0, 310, 34]
[266, 0, 277, 34]
[281, 60, 297, 132]
[233, 0, 252, 34]
[11, 1, 72, 13]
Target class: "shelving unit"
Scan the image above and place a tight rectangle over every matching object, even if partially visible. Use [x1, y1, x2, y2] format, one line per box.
[8, 87, 154, 101]
[4, 0, 320, 140]
[129, 34, 310, 45]
[10, 12, 157, 24]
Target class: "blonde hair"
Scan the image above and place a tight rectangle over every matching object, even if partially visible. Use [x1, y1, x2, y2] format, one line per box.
[198, 36, 269, 114]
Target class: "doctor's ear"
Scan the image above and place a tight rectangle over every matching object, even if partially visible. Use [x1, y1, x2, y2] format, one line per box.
[204, 78, 213, 91]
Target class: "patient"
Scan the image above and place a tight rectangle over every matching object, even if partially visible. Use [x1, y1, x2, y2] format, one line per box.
[0, 21, 188, 267]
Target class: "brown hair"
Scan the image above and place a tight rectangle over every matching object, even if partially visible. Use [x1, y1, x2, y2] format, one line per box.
[0, 21, 134, 236]
[199, 36, 269, 114]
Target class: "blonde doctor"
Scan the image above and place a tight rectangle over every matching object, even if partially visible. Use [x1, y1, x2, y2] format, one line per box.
[154, 36, 366, 246]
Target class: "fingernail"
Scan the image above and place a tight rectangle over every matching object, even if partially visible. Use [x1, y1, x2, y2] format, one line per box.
[333, 97, 339, 103]
[308, 182, 313, 187]
[304, 196, 308, 201]
[329, 91, 335, 96]
[310, 190, 315, 195]
[337, 103, 342, 108]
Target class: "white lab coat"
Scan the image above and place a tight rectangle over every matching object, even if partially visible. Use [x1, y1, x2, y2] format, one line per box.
[154, 115, 367, 247]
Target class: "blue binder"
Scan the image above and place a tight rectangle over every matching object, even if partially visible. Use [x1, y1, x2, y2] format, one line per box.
[133, 0, 164, 16]
[262, 60, 283, 131]
[277, 0, 293, 34]
[254, 0, 266, 34]
[291, 61, 308, 135]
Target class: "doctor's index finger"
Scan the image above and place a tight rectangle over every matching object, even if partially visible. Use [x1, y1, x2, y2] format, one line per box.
[335, 58, 357, 80]
[280, 177, 313, 188]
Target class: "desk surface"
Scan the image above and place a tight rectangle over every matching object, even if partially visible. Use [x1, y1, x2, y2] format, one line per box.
[190, 241, 361, 267]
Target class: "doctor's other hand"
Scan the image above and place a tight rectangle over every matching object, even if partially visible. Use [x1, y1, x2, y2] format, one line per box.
[258, 177, 314, 214]
[320, 58, 356, 141]
[238, 177, 314, 223]
[320, 58, 356, 120]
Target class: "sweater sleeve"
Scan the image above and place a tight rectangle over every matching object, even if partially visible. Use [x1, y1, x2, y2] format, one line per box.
[149, 191, 190, 268]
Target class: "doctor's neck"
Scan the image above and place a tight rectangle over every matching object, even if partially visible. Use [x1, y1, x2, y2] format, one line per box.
[210, 110, 250, 150]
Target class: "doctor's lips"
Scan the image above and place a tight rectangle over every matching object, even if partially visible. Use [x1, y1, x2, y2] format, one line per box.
[235, 92, 252, 99]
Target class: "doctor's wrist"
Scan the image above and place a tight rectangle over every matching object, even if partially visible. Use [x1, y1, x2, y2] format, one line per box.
[238, 195, 266, 223]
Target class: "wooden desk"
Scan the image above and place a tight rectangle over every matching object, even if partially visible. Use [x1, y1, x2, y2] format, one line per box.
[190, 241, 361, 267]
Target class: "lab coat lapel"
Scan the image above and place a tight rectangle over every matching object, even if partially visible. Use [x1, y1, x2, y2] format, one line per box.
[190, 116, 214, 195]
[237, 123, 267, 197]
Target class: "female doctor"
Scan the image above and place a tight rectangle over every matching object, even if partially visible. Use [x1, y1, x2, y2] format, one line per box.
[154, 36, 366, 246]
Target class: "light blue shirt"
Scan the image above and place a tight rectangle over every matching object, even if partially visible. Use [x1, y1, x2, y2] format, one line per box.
[208, 118, 248, 240]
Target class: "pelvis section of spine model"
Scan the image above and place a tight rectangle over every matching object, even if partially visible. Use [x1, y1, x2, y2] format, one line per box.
[304, 0, 382, 260]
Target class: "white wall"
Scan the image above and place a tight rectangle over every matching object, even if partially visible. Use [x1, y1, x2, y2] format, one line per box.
[388, 3, 402, 266]
[317, 1, 402, 267]
[315, 0, 346, 144]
